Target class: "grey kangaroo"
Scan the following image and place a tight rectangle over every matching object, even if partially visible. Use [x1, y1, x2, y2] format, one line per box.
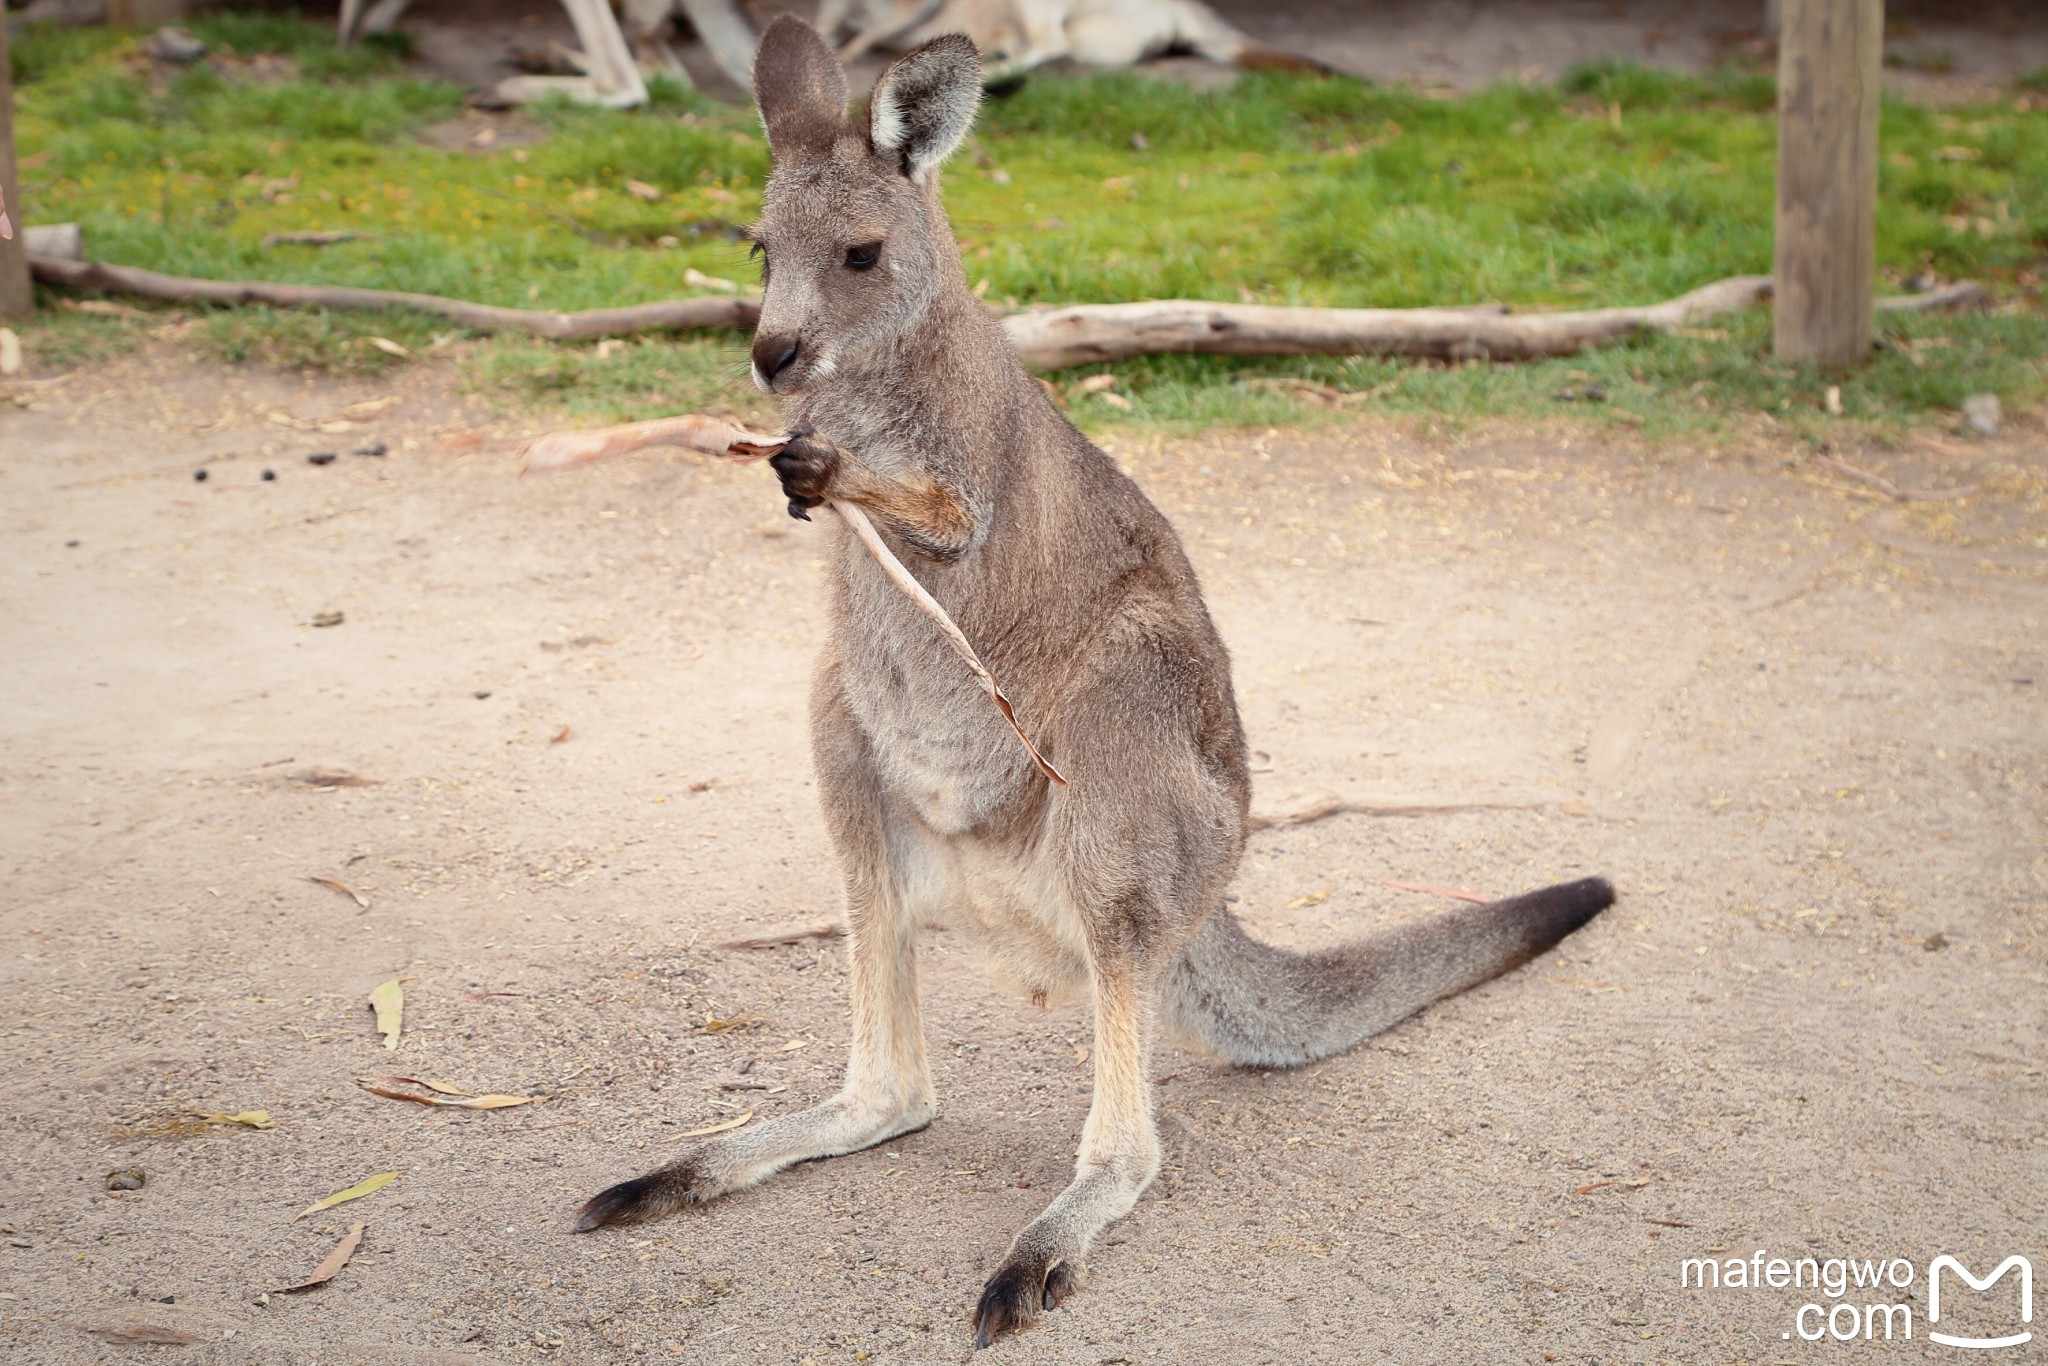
[575, 16, 1615, 1347]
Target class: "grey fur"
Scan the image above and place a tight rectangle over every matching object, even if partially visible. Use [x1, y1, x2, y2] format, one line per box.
[578, 17, 1614, 1348]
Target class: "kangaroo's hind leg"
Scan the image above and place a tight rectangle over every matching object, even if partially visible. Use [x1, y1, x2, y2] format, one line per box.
[575, 661, 935, 1230]
[971, 648, 1242, 1344]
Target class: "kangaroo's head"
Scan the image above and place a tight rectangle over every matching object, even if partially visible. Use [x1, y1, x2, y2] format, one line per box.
[747, 16, 982, 395]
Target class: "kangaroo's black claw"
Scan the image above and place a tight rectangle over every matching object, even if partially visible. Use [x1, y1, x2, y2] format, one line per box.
[788, 499, 813, 521]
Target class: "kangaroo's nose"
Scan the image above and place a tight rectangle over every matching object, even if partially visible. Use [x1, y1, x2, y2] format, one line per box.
[751, 334, 799, 388]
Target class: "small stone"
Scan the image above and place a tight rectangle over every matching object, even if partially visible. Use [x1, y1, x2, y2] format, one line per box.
[473, 690, 493, 700]
[1961, 392, 2001, 435]
[352, 442, 388, 457]
[308, 451, 338, 466]
[310, 611, 345, 629]
[1923, 932, 1950, 952]
[261, 469, 277, 481]
[144, 26, 208, 64]
[193, 469, 208, 482]
[105, 1169, 146, 1192]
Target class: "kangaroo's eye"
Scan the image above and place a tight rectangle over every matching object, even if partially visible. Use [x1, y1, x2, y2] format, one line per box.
[844, 242, 882, 271]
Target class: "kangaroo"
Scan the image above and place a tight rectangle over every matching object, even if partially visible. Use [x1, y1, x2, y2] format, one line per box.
[815, 0, 1330, 78]
[574, 16, 1615, 1347]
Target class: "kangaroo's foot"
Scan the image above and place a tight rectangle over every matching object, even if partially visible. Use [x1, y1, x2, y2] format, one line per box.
[971, 1159, 1152, 1347]
[573, 1090, 932, 1231]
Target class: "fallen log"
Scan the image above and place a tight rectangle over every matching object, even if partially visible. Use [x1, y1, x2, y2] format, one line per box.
[27, 255, 760, 341]
[27, 256, 1990, 363]
[1002, 276, 1777, 367]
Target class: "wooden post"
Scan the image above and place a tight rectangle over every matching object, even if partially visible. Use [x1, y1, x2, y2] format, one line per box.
[1773, 0, 1883, 369]
[0, 14, 32, 323]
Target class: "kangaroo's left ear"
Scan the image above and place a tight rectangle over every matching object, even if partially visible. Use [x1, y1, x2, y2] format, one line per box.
[868, 34, 982, 183]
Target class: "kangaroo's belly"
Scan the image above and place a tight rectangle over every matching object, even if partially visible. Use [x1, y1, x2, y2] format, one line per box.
[920, 832, 1091, 1004]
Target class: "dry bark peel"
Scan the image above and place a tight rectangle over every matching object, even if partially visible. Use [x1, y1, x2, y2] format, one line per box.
[517, 417, 1068, 785]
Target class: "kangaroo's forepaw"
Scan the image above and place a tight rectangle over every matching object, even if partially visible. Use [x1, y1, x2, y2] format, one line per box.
[573, 1158, 708, 1233]
[971, 1255, 1079, 1348]
[769, 430, 837, 515]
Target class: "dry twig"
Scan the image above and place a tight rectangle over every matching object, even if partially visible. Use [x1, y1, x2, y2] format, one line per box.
[719, 922, 847, 950]
[1248, 799, 1547, 832]
[30, 256, 759, 342]
[1809, 453, 1979, 503]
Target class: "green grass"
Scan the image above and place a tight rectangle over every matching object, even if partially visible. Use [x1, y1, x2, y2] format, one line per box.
[10, 14, 2048, 437]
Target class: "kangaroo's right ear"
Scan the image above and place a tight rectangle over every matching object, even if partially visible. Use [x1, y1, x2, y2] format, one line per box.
[752, 15, 849, 162]
[868, 34, 982, 183]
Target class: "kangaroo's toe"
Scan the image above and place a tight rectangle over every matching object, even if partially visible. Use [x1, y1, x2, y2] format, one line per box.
[573, 1161, 704, 1232]
[971, 1253, 1078, 1347]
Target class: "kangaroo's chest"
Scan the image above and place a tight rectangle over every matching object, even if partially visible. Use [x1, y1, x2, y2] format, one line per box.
[838, 595, 1030, 836]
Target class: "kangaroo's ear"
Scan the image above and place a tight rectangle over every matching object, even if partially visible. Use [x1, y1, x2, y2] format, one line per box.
[753, 15, 849, 162]
[868, 34, 982, 182]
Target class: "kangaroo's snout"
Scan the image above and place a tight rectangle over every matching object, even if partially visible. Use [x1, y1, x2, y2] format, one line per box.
[751, 333, 801, 392]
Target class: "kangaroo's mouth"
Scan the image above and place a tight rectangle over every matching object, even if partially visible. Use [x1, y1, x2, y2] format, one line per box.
[752, 351, 837, 396]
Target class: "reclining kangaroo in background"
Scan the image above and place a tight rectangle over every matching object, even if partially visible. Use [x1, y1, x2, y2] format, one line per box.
[575, 16, 1615, 1347]
[814, 0, 1327, 76]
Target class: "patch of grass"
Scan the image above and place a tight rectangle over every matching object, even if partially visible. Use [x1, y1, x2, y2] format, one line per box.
[1056, 307, 2048, 444]
[190, 305, 447, 374]
[9, 18, 2045, 434]
[461, 333, 765, 425]
[18, 297, 146, 369]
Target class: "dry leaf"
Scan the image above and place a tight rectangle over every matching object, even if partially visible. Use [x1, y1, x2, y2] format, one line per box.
[1098, 392, 1133, 411]
[0, 328, 21, 378]
[764, 1038, 810, 1054]
[296, 1171, 399, 1220]
[368, 980, 403, 1050]
[549, 724, 571, 744]
[193, 1109, 275, 1130]
[367, 336, 411, 358]
[339, 396, 398, 418]
[309, 875, 368, 908]
[277, 1222, 365, 1292]
[684, 267, 739, 293]
[1075, 373, 1119, 394]
[624, 178, 663, 201]
[700, 1011, 756, 1034]
[355, 1077, 542, 1110]
[678, 1110, 753, 1138]
[377, 1075, 471, 1095]
[462, 990, 523, 1000]
[1370, 878, 1490, 905]
[1287, 891, 1332, 909]
[60, 298, 149, 320]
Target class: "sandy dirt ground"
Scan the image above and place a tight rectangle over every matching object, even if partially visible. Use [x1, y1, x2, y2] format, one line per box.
[0, 350, 2044, 1364]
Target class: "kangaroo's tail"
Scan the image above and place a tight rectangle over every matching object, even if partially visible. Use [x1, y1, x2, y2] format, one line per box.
[1164, 877, 1614, 1068]
[1231, 47, 1346, 75]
